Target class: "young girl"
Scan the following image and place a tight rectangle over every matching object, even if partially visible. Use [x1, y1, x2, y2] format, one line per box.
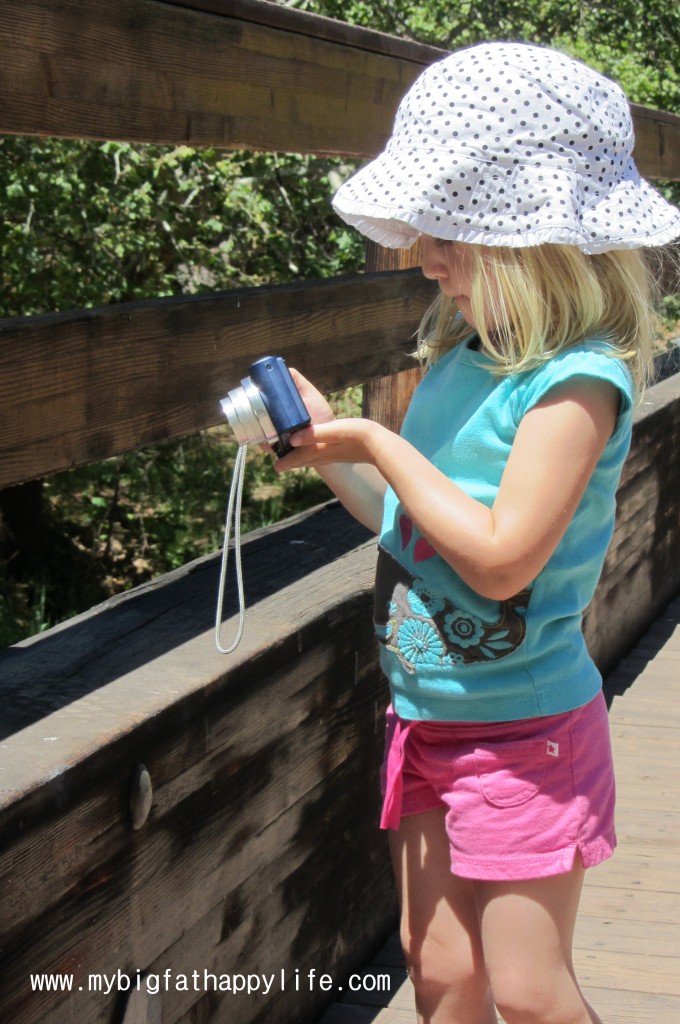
[276, 42, 680, 1024]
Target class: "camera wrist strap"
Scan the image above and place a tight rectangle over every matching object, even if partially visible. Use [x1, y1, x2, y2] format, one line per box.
[215, 442, 248, 654]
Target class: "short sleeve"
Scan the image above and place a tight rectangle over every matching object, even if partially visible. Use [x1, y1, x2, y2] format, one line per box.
[514, 343, 634, 429]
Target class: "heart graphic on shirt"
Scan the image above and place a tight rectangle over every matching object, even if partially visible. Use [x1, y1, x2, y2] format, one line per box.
[399, 514, 413, 551]
[414, 538, 437, 562]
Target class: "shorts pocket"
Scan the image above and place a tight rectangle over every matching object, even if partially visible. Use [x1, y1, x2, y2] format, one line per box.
[474, 739, 548, 808]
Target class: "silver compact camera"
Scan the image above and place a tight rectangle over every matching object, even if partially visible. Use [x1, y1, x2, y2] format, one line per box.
[220, 355, 311, 457]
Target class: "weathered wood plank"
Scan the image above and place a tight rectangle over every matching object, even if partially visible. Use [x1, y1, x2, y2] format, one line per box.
[1, 644, 375, 931]
[0, 0, 429, 155]
[578, 990, 680, 1024]
[584, 373, 680, 673]
[0, 502, 371, 780]
[575, 940, 680, 995]
[0, 0, 677, 180]
[362, 241, 426, 434]
[574, 914, 680, 955]
[630, 102, 680, 181]
[574, 606, 680, 1013]
[575, 851, 680, 892]
[0, 270, 432, 490]
[0, 503, 401, 1024]
[319, 1006, 415, 1024]
[169, 0, 444, 64]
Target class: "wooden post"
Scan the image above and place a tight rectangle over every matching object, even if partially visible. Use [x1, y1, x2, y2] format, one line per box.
[362, 239, 425, 432]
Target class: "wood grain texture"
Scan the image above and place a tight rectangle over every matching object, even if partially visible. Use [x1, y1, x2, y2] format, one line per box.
[0, 270, 433, 489]
[584, 372, 680, 675]
[0, 503, 398, 1024]
[168, 0, 445, 64]
[0, 0, 677, 178]
[362, 241, 426, 434]
[630, 102, 680, 180]
[0, 0, 427, 155]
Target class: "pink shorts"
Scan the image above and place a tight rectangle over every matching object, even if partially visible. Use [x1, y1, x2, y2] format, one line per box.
[380, 692, 616, 881]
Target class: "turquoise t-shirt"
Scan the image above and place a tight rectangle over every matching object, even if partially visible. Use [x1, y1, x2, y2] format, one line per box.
[375, 336, 634, 722]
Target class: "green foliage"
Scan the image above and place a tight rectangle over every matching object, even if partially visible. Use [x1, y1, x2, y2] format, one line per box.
[660, 292, 680, 327]
[0, 139, 364, 317]
[0, 135, 366, 644]
[45, 425, 336, 583]
[286, 0, 680, 112]
[285, 0, 581, 49]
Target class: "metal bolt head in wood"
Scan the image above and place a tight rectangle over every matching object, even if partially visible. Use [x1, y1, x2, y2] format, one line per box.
[129, 764, 153, 831]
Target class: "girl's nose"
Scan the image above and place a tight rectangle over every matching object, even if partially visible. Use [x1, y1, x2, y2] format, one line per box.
[420, 235, 449, 280]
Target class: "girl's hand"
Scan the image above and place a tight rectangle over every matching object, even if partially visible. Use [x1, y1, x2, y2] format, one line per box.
[273, 369, 389, 534]
[288, 368, 336, 426]
[275, 417, 384, 473]
[258, 367, 336, 458]
[274, 367, 621, 599]
[277, 367, 388, 472]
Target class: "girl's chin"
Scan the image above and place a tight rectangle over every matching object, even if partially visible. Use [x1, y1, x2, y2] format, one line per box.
[454, 298, 477, 327]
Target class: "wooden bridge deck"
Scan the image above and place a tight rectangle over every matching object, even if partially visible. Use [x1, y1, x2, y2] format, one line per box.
[318, 594, 680, 1024]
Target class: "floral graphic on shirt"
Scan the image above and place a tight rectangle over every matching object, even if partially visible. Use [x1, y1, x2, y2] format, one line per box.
[444, 610, 484, 648]
[444, 610, 518, 657]
[397, 619, 446, 666]
[374, 545, 531, 674]
[408, 579, 446, 617]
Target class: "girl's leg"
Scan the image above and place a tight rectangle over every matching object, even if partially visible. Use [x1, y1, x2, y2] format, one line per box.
[474, 859, 602, 1024]
[389, 806, 497, 1024]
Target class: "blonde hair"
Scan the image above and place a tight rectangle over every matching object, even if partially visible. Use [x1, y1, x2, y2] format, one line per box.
[416, 243, 667, 395]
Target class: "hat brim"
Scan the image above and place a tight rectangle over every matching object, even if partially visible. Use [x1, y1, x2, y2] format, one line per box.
[333, 149, 680, 254]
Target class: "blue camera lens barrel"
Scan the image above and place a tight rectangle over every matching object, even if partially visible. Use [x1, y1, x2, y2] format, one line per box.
[248, 357, 311, 437]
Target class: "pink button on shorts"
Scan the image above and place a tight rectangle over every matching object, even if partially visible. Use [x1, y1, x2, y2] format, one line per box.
[380, 691, 616, 881]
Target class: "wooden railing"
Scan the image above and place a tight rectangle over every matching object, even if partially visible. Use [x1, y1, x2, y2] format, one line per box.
[1, 4, 679, 1024]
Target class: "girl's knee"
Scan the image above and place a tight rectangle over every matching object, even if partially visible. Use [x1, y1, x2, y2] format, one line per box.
[400, 924, 448, 983]
[489, 967, 588, 1024]
[489, 972, 550, 1024]
[401, 927, 490, 1010]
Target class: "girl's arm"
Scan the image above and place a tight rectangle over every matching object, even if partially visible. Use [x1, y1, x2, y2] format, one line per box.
[283, 370, 387, 534]
[277, 373, 620, 601]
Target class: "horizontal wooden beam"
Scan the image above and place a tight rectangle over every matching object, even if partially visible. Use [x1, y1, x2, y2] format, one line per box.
[0, 502, 396, 1024]
[0, 271, 432, 489]
[0, 0, 431, 157]
[630, 102, 680, 181]
[169, 0, 444, 63]
[0, 0, 678, 178]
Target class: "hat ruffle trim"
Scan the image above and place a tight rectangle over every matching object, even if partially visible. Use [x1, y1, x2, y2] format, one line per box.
[333, 154, 680, 254]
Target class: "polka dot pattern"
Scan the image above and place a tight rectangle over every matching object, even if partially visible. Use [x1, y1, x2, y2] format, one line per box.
[333, 42, 680, 253]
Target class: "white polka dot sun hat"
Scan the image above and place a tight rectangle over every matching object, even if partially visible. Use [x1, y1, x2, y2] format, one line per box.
[332, 42, 680, 254]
